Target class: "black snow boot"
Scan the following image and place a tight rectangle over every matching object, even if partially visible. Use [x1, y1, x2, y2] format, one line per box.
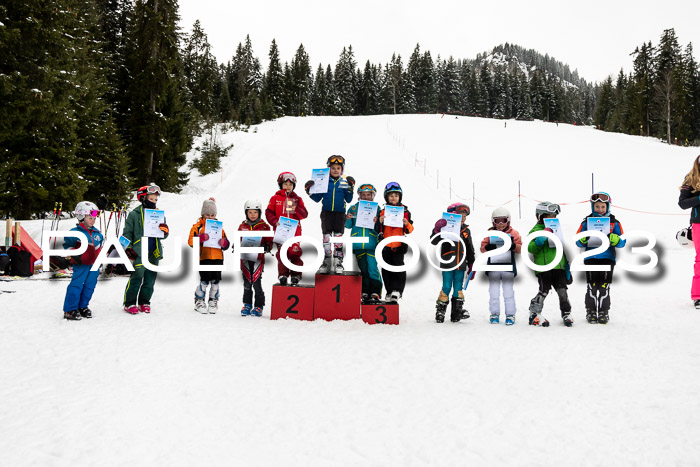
[79, 307, 92, 318]
[64, 310, 82, 321]
[435, 300, 448, 323]
[450, 297, 464, 322]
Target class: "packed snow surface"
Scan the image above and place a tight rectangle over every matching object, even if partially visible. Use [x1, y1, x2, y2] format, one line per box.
[2, 115, 699, 465]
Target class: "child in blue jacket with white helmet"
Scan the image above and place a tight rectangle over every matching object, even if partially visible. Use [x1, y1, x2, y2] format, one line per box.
[304, 155, 355, 274]
[62, 201, 105, 320]
[575, 192, 626, 324]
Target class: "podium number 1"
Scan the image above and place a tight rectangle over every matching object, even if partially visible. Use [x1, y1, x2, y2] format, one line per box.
[286, 295, 299, 314]
[331, 283, 341, 303]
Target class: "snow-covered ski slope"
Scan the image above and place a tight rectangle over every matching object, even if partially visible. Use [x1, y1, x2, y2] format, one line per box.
[3, 115, 700, 466]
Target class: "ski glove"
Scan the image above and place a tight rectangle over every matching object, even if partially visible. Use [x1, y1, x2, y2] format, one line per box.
[158, 223, 169, 235]
[304, 180, 314, 194]
[263, 243, 272, 253]
[433, 219, 447, 235]
[199, 233, 210, 244]
[125, 248, 138, 260]
[346, 176, 355, 190]
[565, 262, 573, 285]
[534, 236, 547, 247]
[219, 237, 230, 250]
[609, 233, 620, 246]
[579, 237, 588, 245]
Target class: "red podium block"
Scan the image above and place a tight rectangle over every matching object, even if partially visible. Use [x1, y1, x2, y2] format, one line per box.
[362, 302, 399, 325]
[270, 284, 315, 321]
[313, 272, 362, 321]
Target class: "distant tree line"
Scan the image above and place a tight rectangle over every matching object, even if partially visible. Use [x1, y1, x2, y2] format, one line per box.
[0, 0, 696, 219]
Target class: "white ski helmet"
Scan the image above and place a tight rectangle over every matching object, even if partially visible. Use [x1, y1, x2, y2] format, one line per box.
[74, 201, 99, 221]
[677, 227, 694, 248]
[491, 207, 511, 226]
[244, 200, 263, 219]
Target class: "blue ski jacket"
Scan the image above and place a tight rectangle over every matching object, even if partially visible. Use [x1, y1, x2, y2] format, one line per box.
[309, 176, 353, 212]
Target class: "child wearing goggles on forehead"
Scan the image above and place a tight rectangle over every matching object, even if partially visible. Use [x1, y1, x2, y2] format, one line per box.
[575, 192, 626, 324]
[480, 207, 522, 325]
[527, 202, 573, 327]
[62, 201, 105, 320]
[678, 156, 700, 309]
[122, 183, 169, 315]
[304, 155, 355, 274]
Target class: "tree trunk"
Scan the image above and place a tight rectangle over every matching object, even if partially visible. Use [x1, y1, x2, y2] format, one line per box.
[148, 0, 160, 180]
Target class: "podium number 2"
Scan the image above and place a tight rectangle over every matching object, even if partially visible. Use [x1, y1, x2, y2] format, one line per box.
[375, 306, 387, 324]
[286, 295, 299, 314]
[331, 284, 341, 303]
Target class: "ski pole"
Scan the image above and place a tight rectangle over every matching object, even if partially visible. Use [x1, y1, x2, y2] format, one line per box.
[53, 202, 62, 248]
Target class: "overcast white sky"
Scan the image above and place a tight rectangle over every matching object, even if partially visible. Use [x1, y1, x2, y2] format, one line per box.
[178, 0, 699, 84]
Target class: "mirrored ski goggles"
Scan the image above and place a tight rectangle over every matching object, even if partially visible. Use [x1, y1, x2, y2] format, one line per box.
[278, 172, 297, 183]
[328, 155, 345, 165]
[77, 209, 100, 218]
[385, 182, 401, 191]
[357, 184, 376, 193]
[450, 205, 470, 215]
[590, 193, 610, 203]
[146, 184, 161, 195]
[537, 203, 561, 214]
[493, 217, 509, 225]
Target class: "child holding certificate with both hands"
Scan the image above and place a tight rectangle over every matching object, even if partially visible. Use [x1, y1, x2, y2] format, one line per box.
[188, 198, 230, 314]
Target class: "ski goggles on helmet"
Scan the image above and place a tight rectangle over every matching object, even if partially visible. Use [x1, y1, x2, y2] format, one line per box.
[357, 183, 376, 194]
[590, 193, 610, 203]
[145, 184, 161, 195]
[76, 209, 100, 218]
[327, 155, 345, 165]
[385, 182, 401, 191]
[536, 202, 561, 214]
[447, 204, 470, 215]
[492, 217, 509, 225]
[277, 172, 297, 184]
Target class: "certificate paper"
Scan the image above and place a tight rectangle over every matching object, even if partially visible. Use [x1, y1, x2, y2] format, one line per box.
[586, 217, 610, 247]
[240, 236, 261, 261]
[356, 201, 379, 229]
[543, 218, 564, 248]
[440, 212, 461, 238]
[203, 219, 223, 249]
[384, 205, 405, 228]
[489, 235, 511, 264]
[309, 168, 330, 195]
[118, 235, 131, 249]
[143, 209, 165, 238]
[273, 217, 299, 245]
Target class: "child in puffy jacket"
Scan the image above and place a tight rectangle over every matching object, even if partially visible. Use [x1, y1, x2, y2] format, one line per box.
[62, 201, 105, 320]
[345, 183, 382, 303]
[188, 198, 230, 314]
[239, 200, 273, 317]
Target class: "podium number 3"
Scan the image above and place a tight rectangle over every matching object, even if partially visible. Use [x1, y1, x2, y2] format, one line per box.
[376, 306, 387, 324]
[286, 295, 299, 314]
[331, 284, 341, 303]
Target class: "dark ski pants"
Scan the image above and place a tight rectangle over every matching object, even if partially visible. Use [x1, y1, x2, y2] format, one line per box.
[381, 247, 406, 295]
[242, 261, 265, 308]
[124, 262, 158, 306]
[63, 264, 100, 312]
[355, 251, 383, 295]
[584, 260, 615, 313]
[529, 269, 571, 316]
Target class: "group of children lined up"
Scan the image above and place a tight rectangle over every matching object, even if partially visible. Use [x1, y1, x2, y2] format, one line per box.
[61, 155, 626, 327]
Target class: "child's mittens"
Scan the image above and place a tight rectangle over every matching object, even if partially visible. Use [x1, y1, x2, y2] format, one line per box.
[199, 233, 210, 244]
[219, 237, 230, 250]
[565, 262, 573, 285]
[346, 176, 355, 190]
[125, 248, 138, 260]
[158, 223, 169, 235]
[433, 219, 447, 235]
[543, 227, 553, 233]
[608, 233, 620, 246]
[304, 180, 314, 194]
[263, 243, 272, 253]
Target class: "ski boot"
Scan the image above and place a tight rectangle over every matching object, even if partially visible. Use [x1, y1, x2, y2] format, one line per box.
[241, 304, 252, 316]
[290, 275, 300, 286]
[251, 306, 263, 317]
[361, 293, 369, 304]
[694, 300, 700, 310]
[208, 299, 218, 314]
[435, 300, 448, 323]
[529, 312, 549, 327]
[278, 275, 288, 286]
[598, 310, 609, 325]
[490, 314, 500, 324]
[388, 291, 401, 303]
[505, 315, 515, 326]
[370, 293, 381, 303]
[562, 312, 573, 327]
[194, 299, 207, 314]
[317, 256, 331, 274]
[64, 310, 82, 321]
[334, 256, 344, 274]
[79, 307, 92, 319]
[124, 305, 139, 315]
[450, 297, 464, 323]
[139, 304, 151, 314]
[585, 309, 597, 324]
